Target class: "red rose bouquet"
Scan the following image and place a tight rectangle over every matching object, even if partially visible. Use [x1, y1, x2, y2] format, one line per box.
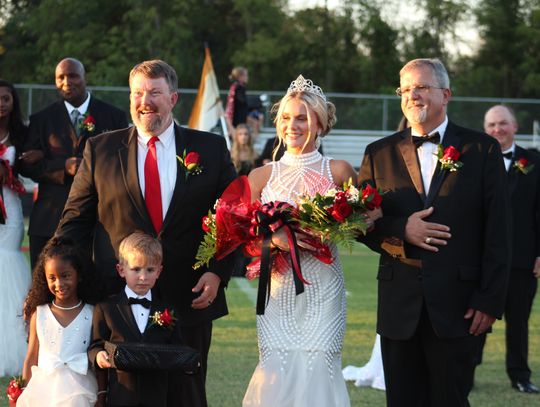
[0, 143, 26, 220]
[6, 376, 24, 405]
[193, 176, 383, 314]
[295, 179, 383, 250]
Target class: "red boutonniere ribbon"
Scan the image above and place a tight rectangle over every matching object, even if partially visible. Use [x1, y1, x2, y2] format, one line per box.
[436, 145, 464, 172]
[250, 201, 308, 315]
[513, 157, 534, 175]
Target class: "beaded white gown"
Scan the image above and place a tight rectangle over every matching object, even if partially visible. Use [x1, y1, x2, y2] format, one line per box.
[17, 304, 97, 407]
[0, 145, 31, 376]
[243, 150, 350, 407]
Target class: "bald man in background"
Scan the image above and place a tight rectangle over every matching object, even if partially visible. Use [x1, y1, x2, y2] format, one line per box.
[20, 58, 128, 267]
[479, 105, 540, 393]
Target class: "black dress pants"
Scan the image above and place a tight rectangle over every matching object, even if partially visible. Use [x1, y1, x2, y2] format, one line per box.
[381, 304, 480, 407]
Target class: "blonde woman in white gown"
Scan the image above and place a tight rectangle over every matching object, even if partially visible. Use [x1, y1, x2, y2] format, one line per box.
[243, 75, 381, 407]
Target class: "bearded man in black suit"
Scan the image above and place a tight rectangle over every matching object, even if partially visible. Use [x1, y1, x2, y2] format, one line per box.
[56, 59, 236, 406]
[20, 58, 128, 268]
[358, 58, 511, 407]
[478, 104, 540, 393]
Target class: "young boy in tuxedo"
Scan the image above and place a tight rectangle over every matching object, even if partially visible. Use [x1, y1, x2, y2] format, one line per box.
[88, 232, 184, 407]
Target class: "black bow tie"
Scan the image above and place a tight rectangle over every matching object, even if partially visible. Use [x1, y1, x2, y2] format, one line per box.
[502, 152, 513, 160]
[128, 297, 151, 309]
[412, 132, 440, 148]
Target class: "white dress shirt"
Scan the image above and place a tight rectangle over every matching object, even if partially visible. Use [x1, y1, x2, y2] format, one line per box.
[125, 286, 152, 333]
[64, 92, 91, 116]
[412, 116, 449, 193]
[502, 144, 516, 172]
[136, 120, 177, 220]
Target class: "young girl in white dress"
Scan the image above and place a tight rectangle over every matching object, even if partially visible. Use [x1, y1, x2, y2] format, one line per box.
[243, 75, 381, 407]
[0, 80, 32, 377]
[18, 237, 102, 407]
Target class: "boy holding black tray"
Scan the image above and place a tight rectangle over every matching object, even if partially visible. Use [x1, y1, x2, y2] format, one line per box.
[89, 232, 196, 407]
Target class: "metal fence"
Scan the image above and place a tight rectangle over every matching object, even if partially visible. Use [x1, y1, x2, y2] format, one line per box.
[14, 84, 540, 137]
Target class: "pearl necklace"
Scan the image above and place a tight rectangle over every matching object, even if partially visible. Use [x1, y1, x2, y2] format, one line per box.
[52, 299, 82, 311]
[281, 150, 322, 167]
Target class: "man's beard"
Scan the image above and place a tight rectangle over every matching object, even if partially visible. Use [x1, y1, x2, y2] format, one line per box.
[130, 106, 165, 133]
[406, 106, 428, 124]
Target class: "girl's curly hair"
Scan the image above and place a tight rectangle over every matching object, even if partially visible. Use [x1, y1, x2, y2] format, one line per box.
[23, 236, 104, 321]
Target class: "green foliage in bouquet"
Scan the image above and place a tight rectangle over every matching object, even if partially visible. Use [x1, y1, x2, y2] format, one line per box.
[296, 178, 383, 252]
[194, 211, 217, 270]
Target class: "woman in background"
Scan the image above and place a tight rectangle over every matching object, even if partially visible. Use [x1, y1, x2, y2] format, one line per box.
[231, 124, 258, 176]
[225, 66, 249, 135]
[0, 79, 32, 376]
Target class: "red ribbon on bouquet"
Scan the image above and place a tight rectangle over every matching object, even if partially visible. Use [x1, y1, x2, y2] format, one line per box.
[250, 201, 308, 315]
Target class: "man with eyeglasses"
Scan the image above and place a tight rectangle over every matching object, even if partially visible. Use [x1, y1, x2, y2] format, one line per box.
[358, 58, 511, 407]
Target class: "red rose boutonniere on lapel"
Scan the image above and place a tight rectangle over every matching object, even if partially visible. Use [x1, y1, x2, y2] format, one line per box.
[78, 113, 96, 134]
[436, 145, 464, 172]
[149, 308, 177, 330]
[513, 157, 534, 175]
[177, 150, 203, 180]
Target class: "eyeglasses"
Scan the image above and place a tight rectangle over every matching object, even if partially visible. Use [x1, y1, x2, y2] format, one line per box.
[395, 85, 446, 97]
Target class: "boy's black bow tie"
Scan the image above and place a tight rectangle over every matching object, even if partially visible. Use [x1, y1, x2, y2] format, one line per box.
[502, 152, 513, 159]
[128, 297, 151, 309]
[412, 132, 440, 148]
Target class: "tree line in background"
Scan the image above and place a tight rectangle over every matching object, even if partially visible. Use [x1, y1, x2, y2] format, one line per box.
[0, 0, 538, 99]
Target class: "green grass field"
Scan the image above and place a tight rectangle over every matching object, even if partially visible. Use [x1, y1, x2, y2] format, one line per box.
[1, 244, 538, 406]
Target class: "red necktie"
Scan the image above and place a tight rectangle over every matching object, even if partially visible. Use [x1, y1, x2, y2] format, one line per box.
[144, 137, 163, 233]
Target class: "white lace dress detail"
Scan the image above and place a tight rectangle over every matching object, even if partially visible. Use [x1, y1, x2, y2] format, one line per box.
[243, 150, 350, 407]
[0, 145, 31, 376]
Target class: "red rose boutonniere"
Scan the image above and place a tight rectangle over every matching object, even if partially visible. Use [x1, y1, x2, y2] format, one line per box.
[513, 157, 534, 175]
[6, 375, 25, 404]
[149, 308, 177, 330]
[79, 114, 96, 133]
[177, 150, 203, 180]
[436, 145, 464, 172]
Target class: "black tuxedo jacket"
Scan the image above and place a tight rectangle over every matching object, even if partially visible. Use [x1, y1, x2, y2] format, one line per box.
[21, 96, 128, 237]
[507, 145, 540, 270]
[88, 291, 183, 406]
[358, 121, 511, 340]
[56, 125, 237, 326]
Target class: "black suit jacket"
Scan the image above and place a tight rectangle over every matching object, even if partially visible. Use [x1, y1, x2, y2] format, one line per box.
[358, 121, 511, 340]
[56, 125, 237, 326]
[88, 291, 183, 406]
[507, 146, 540, 270]
[21, 96, 128, 238]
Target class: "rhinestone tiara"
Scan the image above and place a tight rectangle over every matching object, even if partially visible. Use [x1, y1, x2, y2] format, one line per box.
[286, 74, 326, 101]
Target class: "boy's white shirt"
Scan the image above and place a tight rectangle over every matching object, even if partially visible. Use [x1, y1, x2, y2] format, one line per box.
[124, 286, 152, 333]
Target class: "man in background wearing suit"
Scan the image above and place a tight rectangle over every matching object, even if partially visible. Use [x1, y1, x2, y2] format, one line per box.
[480, 105, 539, 393]
[358, 58, 511, 406]
[20, 57, 128, 268]
[57, 59, 236, 406]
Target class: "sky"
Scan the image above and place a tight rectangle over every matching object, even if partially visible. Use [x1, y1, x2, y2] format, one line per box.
[287, 0, 480, 57]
